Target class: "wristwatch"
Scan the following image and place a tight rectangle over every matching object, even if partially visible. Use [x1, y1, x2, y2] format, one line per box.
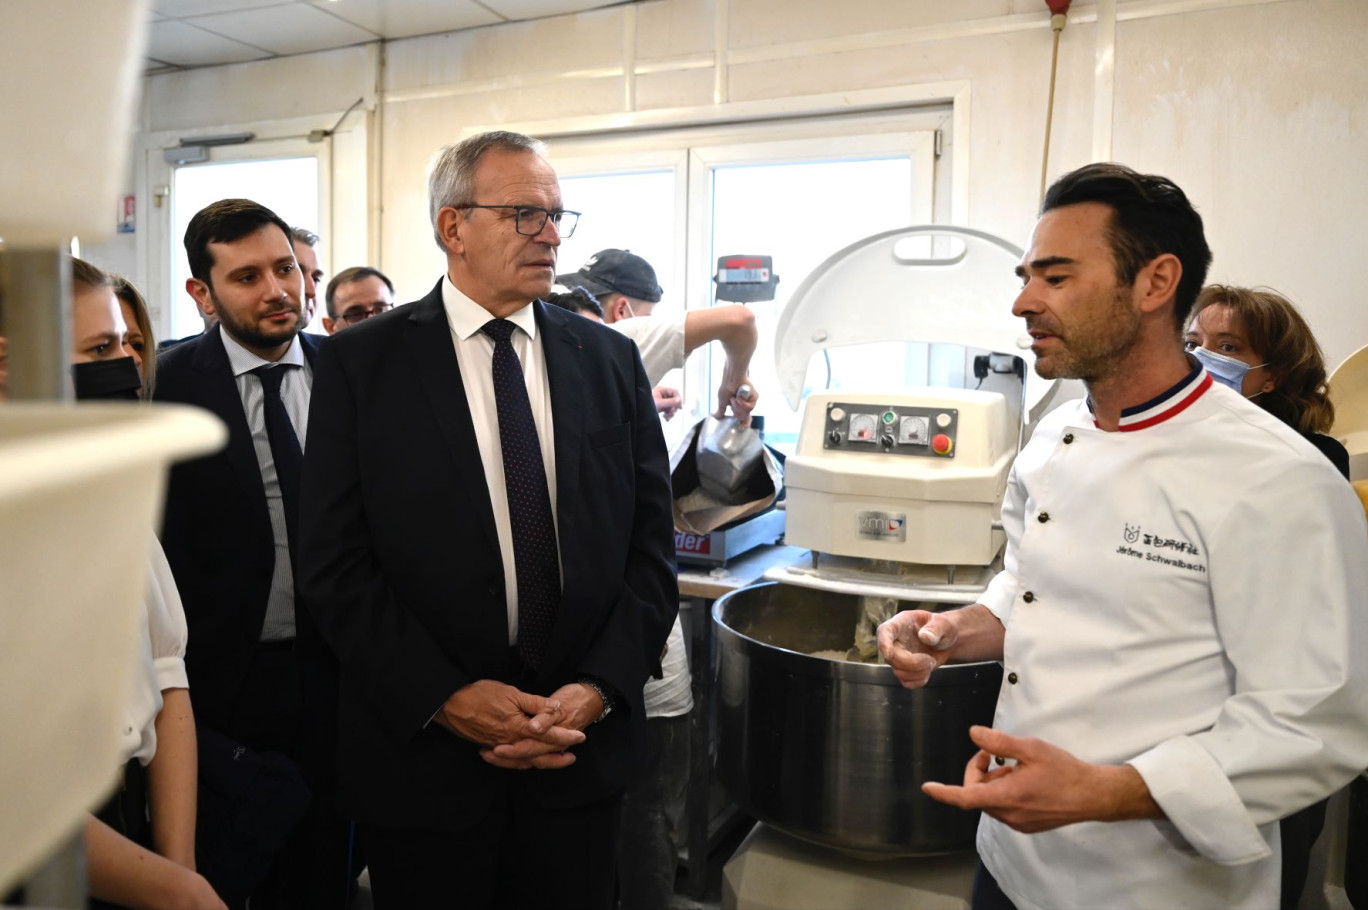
[578, 676, 614, 723]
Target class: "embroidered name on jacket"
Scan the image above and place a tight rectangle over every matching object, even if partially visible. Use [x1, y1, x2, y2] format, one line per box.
[1115, 524, 1206, 573]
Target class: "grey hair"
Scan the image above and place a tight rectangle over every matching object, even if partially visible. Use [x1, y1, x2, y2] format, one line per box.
[427, 131, 548, 251]
[290, 226, 319, 248]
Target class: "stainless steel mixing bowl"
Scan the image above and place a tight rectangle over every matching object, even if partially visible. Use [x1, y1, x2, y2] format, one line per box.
[713, 582, 1003, 855]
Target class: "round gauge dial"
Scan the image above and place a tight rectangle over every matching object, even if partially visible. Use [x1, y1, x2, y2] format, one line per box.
[848, 413, 878, 442]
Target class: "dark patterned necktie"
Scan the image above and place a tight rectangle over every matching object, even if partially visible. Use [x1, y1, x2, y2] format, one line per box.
[481, 319, 560, 670]
[251, 363, 303, 555]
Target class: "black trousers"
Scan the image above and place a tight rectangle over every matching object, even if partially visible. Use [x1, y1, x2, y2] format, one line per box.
[363, 785, 622, 910]
[617, 714, 690, 910]
[972, 862, 1018, 910]
[1280, 798, 1329, 910]
[88, 760, 152, 910]
[227, 647, 353, 910]
[1348, 776, 1368, 910]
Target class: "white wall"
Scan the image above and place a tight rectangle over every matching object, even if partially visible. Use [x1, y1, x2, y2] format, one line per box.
[124, 0, 1368, 367]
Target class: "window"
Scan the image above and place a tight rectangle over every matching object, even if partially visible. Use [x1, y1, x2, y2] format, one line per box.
[557, 169, 678, 304]
[701, 149, 930, 448]
[548, 117, 938, 452]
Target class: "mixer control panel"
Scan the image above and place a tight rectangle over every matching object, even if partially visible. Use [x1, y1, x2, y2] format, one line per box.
[822, 402, 958, 457]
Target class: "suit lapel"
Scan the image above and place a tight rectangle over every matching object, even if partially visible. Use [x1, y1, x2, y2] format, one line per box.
[299, 331, 321, 366]
[402, 285, 502, 561]
[192, 325, 269, 511]
[537, 302, 589, 678]
[538, 301, 586, 574]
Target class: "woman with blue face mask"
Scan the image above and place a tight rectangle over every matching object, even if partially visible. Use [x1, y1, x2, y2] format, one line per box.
[1185, 284, 1349, 910]
[1185, 285, 1349, 479]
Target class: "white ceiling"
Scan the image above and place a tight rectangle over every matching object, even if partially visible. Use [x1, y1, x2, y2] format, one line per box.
[147, 0, 636, 71]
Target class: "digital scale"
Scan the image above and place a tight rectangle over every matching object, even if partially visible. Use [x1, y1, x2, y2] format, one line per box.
[674, 508, 786, 566]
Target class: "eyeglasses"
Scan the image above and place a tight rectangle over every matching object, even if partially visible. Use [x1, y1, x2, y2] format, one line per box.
[337, 304, 392, 325]
[454, 204, 580, 238]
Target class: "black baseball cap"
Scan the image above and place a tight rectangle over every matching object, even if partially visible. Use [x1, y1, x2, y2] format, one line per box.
[556, 249, 662, 303]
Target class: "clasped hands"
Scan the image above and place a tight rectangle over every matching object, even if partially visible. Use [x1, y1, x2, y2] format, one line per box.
[433, 679, 605, 770]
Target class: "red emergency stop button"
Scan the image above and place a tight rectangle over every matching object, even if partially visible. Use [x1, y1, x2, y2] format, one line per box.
[931, 433, 953, 455]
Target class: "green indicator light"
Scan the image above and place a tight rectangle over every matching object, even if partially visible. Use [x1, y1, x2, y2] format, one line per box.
[882, 411, 896, 424]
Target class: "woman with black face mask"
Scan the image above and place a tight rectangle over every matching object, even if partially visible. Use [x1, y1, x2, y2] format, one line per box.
[67, 257, 227, 910]
[71, 257, 143, 402]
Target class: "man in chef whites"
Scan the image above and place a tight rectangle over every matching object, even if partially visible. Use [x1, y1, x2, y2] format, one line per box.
[878, 162, 1368, 910]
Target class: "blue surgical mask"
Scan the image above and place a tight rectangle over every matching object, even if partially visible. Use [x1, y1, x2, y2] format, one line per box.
[1191, 346, 1266, 394]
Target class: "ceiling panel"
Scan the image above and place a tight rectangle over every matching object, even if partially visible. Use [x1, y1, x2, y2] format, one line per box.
[189, 4, 379, 56]
[482, 0, 625, 18]
[153, 0, 291, 16]
[147, 19, 273, 66]
[146, 0, 647, 70]
[310, 0, 501, 39]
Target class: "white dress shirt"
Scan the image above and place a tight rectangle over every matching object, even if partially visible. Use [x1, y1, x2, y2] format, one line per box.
[976, 367, 1368, 910]
[442, 276, 560, 645]
[220, 329, 312, 640]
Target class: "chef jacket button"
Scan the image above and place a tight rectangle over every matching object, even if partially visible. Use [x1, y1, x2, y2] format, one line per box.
[1037, 511, 1050, 523]
[1022, 591, 1035, 603]
[1063, 432, 1074, 444]
[1008, 672, 1019, 685]
[994, 755, 1006, 766]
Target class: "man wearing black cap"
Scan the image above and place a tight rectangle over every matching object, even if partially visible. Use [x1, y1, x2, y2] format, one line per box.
[559, 248, 759, 909]
[558, 248, 759, 426]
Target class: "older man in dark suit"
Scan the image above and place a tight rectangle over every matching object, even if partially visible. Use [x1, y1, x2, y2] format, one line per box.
[155, 199, 348, 907]
[298, 131, 678, 909]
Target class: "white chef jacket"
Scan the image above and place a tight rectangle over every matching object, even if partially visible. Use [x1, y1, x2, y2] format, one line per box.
[609, 312, 693, 719]
[976, 365, 1368, 910]
[119, 536, 191, 766]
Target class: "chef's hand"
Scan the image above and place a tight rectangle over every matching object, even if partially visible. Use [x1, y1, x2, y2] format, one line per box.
[877, 609, 959, 688]
[922, 725, 1163, 832]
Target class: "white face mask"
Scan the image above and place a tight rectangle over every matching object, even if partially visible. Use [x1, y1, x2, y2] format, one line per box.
[1191, 345, 1267, 394]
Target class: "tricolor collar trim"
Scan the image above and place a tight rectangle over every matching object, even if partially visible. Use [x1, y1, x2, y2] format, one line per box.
[1088, 361, 1212, 432]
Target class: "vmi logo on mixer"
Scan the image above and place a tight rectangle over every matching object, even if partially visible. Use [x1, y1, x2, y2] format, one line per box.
[855, 511, 907, 542]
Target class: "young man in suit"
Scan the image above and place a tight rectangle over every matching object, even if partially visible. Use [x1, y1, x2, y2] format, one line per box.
[298, 131, 678, 909]
[155, 199, 348, 907]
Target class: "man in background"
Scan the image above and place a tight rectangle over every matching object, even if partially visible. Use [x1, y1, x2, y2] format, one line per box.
[290, 227, 325, 329]
[321, 265, 395, 335]
[558, 248, 758, 425]
[560, 248, 758, 909]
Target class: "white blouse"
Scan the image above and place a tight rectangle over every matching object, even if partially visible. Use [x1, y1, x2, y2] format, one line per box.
[119, 535, 190, 766]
